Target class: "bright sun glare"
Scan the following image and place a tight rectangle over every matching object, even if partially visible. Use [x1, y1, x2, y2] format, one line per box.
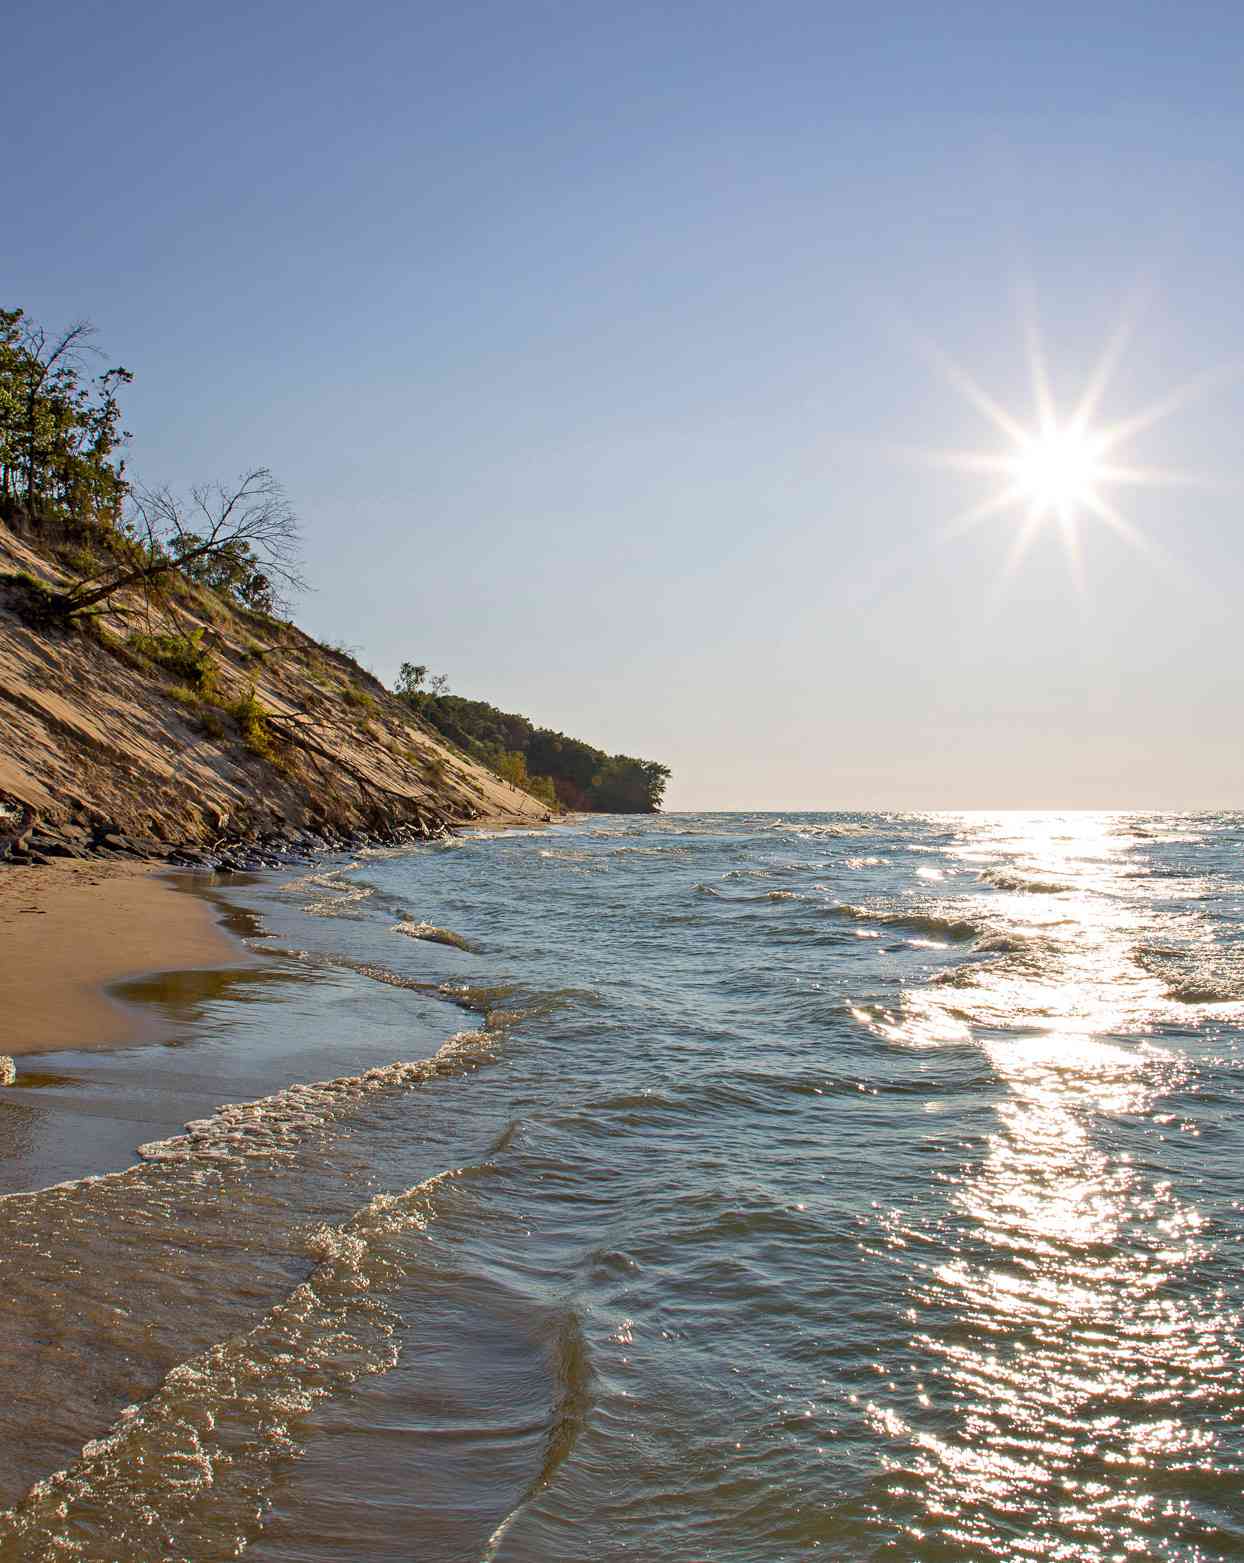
[910, 290, 1223, 592]
[1011, 425, 1105, 515]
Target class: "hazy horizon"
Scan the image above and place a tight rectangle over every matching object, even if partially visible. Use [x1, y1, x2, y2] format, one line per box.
[7, 1, 1244, 810]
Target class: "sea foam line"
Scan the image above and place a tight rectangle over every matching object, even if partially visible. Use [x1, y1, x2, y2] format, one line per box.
[0, 1169, 467, 1561]
[137, 1027, 498, 1166]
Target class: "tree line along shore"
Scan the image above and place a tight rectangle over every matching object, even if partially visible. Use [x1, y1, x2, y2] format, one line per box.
[0, 306, 669, 864]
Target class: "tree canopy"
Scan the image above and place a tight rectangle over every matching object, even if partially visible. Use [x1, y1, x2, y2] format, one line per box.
[396, 684, 670, 813]
[0, 309, 130, 522]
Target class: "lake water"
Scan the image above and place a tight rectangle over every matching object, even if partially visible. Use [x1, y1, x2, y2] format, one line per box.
[2, 811, 1244, 1560]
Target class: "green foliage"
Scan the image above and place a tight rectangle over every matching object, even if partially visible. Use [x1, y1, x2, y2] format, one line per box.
[126, 628, 218, 699]
[495, 750, 529, 787]
[395, 661, 427, 697]
[54, 542, 106, 578]
[396, 662, 449, 698]
[177, 532, 279, 614]
[525, 772, 559, 809]
[587, 755, 672, 813]
[228, 687, 275, 760]
[1, 569, 61, 625]
[342, 684, 378, 717]
[0, 308, 130, 522]
[398, 682, 670, 813]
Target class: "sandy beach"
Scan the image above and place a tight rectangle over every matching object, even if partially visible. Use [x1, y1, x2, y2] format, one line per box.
[0, 859, 250, 1055]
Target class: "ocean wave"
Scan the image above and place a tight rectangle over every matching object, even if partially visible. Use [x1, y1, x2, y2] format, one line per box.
[461, 828, 549, 840]
[391, 919, 477, 952]
[284, 865, 378, 919]
[765, 820, 869, 838]
[611, 844, 691, 858]
[830, 903, 982, 942]
[927, 929, 1063, 986]
[720, 863, 806, 880]
[1134, 944, 1244, 1005]
[478, 1307, 592, 1562]
[137, 1030, 498, 1167]
[0, 1168, 467, 1560]
[982, 869, 1071, 894]
[343, 962, 598, 1030]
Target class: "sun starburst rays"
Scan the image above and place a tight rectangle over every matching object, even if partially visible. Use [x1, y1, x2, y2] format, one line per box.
[907, 299, 1233, 593]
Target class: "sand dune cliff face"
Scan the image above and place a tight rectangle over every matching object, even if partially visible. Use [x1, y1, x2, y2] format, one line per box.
[0, 520, 547, 848]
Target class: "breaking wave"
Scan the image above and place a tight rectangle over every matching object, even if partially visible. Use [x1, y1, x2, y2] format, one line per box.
[391, 919, 478, 952]
[981, 868, 1071, 894]
[0, 1169, 468, 1561]
[1134, 943, 1244, 1006]
[138, 1030, 498, 1166]
[830, 902, 982, 942]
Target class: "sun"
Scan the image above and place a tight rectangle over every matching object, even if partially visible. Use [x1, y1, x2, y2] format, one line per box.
[1010, 425, 1106, 516]
[905, 291, 1222, 591]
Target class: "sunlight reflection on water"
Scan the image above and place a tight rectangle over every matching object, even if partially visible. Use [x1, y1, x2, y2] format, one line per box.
[856, 813, 1243, 1558]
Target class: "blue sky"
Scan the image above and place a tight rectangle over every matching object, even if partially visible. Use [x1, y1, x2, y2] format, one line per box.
[7, 1, 1244, 807]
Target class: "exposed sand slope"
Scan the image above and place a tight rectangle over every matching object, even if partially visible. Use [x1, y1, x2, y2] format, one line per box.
[0, 518, 548, 844]
[0, 859, 248, 1054]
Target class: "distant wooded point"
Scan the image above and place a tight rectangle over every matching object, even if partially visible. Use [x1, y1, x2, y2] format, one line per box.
[394, 666, 669, 815]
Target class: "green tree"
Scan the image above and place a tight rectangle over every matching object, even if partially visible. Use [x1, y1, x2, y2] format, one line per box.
[588, 756, 671, 813]
[0, 308, 130, 521]
[395, 662, 428, 697]
[495, 750, 530, 787]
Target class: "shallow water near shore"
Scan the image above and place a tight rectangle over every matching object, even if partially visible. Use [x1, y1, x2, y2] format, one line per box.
[3, 811, 1244, 1559]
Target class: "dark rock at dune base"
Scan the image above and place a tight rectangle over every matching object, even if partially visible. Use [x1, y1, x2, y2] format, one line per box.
[2, 808, 465, 875]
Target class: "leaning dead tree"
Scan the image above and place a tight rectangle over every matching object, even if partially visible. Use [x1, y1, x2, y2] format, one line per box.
[47, 467, 306, 619]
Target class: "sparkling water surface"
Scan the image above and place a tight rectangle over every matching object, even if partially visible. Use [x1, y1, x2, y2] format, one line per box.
[2, 810, 1244, 1560]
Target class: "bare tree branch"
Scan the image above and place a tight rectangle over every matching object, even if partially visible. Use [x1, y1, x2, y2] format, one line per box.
[52, 467, 306, 617]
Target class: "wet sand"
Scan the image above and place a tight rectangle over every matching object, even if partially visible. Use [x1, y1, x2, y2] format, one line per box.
[0, 859, 252, 1055]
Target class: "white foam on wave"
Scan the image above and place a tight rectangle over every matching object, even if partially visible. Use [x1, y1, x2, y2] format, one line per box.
[1134, 943, 1244, 1006]
[460, 828, 548, 841]
[766, 819, 869, 838]
[982, 868, 1072, 895]
[832, 902, 981, 942]
[0, 1169, 465, 1560]
[280, 863, 378, 919]
[391, 919, 477, 952]
[137, 1029, 496, 1167]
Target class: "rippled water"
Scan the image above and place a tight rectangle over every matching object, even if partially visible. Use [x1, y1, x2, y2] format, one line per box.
[3, 811, 1244, 1560]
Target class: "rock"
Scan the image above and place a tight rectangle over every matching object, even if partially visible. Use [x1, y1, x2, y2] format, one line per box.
[32, 840, 87, 859]
[128, 837, 174, 859]
[0, 1057, 14, 1086]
